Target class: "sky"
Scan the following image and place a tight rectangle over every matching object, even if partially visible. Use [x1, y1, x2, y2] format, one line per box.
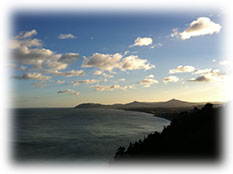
[10, 11, 228, 108]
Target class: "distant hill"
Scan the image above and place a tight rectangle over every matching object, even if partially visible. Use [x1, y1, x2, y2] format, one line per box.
[74, 99, 220, 109]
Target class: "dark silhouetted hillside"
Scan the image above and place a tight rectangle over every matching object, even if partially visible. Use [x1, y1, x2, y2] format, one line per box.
[113, 103, 222, 161]
[75, 99, 204, 109]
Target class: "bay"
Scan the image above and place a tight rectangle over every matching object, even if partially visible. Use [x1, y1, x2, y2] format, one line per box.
[12, 108, 170, 162]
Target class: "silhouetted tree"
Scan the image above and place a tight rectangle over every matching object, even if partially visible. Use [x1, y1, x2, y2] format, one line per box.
[114, 103, 222, 161]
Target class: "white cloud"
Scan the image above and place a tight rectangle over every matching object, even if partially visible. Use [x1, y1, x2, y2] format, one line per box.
[163, 76, 179, 83]
[16, 29, 37, 39]
[170, 28, 180, 39]
[121, 55, 155, 71]
[56, 80, 65, 84]
[180, 17, 221, 40]
[145, 74, 154, 79]
[124, 50, 130, 55]
[136, 78, 158, 87]
[91, 84, 120, 91]
[72, 79, 99, 86]
[130, 37, 153, 47]
[13, 46, 60, 67]
[13, 72, 51, 80]
[12, 39, 42, 48]
[11, 30, 86, 81]
[212, 59, 216, 62]
[82, 53, 122, 72]
[57, 34, 76, 39]
[93, 70, 103, 75]
[188, 69, 225, 82]
[58, 53, 80, 64]
[120, 85, 136, 91]
[82, 53, 155, 72]
[57, 89, 80, 96]
[44, 61, 68, 72]
[169, 65, 195, 74]
[118, 78, 126, 82]
[53, 70, 85, 77]
[193, 68, 212, 74]
[102, 73, 114, 78]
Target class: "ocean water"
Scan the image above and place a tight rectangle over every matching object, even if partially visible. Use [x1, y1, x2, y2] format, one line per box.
[12, 108, 170, 162]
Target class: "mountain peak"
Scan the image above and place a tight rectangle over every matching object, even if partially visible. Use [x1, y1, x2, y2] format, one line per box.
[167, 98, 179, 102]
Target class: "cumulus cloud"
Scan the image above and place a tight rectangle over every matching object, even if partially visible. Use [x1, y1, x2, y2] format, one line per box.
[91, 84, 120, 91]
[52, 70, 85, 77]
[72, 79, 99, 86]
[82, 53, 155, 72]
[169, 65, 195, 74]
[11, 39, 42, 48]
[13, 72, 51, 80]
[57, 89, 80, 96]
[102, 73, 114, 78]
[44, 61, 68, 72]
[136, 78, 158, 87]
[180, 17, 221, 40]
[58, 53, 80, 64]
[145, 74, 154, 78]
[16, 29, 37, 39]
[188, 76, 211, 82]
[121, 55, 155, 71]
[93, 70, 103, 75]
[130, 37, 153, 47]
[12, 30, 83, 76]
[13, 45, 64, 71]
[163, 76, 180, 83]
[82, 53, 122, 72]
[56, 80, 65, 84]
[118, 78, 126, 82]
[57, 34, 76, 39]
[120, 85, 136, 91]
[193, 68, 212, 74]
[188, 69, 225, 82]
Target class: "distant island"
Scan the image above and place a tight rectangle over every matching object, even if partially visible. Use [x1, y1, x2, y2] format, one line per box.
[75, 99, 223, 121]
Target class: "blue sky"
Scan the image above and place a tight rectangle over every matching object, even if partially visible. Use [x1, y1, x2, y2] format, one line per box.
[10, 11, 227, 108]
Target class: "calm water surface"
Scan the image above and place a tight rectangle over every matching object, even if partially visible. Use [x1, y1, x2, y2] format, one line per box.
[13, 108, 170, 162]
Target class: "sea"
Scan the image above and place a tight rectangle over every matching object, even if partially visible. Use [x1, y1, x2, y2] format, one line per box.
[12, 108, 170, 163]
